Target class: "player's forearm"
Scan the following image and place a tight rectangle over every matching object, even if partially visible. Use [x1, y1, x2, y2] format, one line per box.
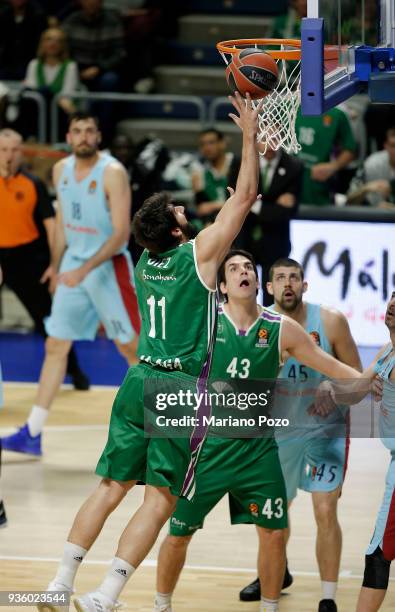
[43, 217, 56, 253]
[51, 220, 66, 272]
[234, 130, 259, 204]
[80, 232, 128, 275]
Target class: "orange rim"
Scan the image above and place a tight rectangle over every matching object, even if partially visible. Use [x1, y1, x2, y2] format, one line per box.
[216, 38, 338, 61]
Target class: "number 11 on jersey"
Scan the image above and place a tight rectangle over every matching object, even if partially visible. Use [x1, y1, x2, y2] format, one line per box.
[147, 295, 166, 339]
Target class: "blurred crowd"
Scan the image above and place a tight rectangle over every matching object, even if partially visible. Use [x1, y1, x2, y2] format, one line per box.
[1, 0, 395, 331]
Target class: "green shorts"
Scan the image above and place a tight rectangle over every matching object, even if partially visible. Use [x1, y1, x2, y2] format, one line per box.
[96, 363, 195, 497]
[169, 436, 288, 535]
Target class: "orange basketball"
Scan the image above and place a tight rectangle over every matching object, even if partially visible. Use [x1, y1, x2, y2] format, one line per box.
[226, 48, 278, 99]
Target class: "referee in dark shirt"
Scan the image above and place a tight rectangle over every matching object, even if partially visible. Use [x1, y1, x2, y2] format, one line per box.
[0, 128, 89, 389]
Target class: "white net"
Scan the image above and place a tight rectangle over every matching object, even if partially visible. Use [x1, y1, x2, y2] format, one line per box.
[219, 42, 301, 155]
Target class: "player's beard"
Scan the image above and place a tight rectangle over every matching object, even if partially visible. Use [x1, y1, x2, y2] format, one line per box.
[180, 221, 198, 240]
[278, 290, 303, 312]
[74, 144, 97, 159]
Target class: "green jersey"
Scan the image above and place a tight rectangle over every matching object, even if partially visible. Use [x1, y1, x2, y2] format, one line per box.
[207, 304, 283, 437]
[210, 304, 282, 379]
[295, 107, 356, 205]
[135, 239, 217, 377]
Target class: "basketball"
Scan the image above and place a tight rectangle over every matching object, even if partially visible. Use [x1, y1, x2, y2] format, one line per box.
[226, 48, 279, 99]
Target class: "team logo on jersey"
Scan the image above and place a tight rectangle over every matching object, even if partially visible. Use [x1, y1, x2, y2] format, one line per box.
[217, 322, 223, 335]
[88, 180, 97, 194]
[63, 177, 68, 186]
[249, 502, 259, 517]
[255, 327, 269, 348]
[15, 191, 24, 201]
[147, 256, 171, 270]
[323, 114, 332, 127]
[310, 331, 321, 346]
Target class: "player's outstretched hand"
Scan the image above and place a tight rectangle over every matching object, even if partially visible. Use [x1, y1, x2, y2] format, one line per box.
[228, 91, 263, 136]
[308, 380, 337, 418]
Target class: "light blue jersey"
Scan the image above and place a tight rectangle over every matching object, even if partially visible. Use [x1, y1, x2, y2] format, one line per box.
[375, 346, 395, 451]
[45, 152, 140, 343]
[272, 302, 334, 436]
[366, 345, 395, 559]
[270, 302, 348, 500]
[58, 153, 127, 260]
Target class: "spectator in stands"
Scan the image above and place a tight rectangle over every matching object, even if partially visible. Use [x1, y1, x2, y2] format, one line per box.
[229, 142, 304, 306]
[23, 27, 79, 140]
[0, 0, 47, 80]
[24, 28, 78, 118]
[295, 106, 356, 205]
[191, 128, 240, 226]
[103, 0, 161, 93]
[347, 126, 395, 208]
[62, 0, 126, 143]
[62, 0, 125, 91]
[0, 128, 89, 390]
[110, 132, 169, 263]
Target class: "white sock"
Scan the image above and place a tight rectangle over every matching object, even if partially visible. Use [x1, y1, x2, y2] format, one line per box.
[98, 557, 135, 602]
[53, 542, 87, 590]
[321, 580, 338, 601]
[260, 597, 279, 611]
[155, 592, 172, 607]
[27, 405, 48, 436]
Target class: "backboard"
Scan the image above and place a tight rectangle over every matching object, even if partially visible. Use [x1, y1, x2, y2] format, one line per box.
[301, 0, 395, 114]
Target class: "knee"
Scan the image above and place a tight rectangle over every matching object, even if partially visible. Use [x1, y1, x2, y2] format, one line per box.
[314, 500, 338, 530]
[165, 534, 193, 552]
[144, 489, 177, 524]
[257, 527, 285, 548]
[45, 336, 71, 358]
[100, 478, 133, 509]
[116, 340, 137, 363]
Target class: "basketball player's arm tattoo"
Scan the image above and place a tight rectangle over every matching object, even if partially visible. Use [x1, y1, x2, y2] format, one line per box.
[196, 92, 262, 289]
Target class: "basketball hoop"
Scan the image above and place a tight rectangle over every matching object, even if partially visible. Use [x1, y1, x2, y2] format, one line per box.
[217, 39, 302, 155]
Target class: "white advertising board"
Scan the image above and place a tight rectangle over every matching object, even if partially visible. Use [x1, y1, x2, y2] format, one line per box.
[290, 220, 395, 346]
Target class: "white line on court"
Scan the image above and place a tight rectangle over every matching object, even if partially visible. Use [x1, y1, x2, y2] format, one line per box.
[0, 555, 389, 581]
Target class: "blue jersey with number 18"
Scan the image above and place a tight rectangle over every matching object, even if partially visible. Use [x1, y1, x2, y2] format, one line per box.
[58, 152, 127, 260]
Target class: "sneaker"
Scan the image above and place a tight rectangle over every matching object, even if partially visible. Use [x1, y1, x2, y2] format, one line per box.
[69, 370, 90, 391]
[37, 580, 73, 611]
[318, 600, 338, 612]
[73, 592, 121, 612]
[1, 424, 42, 456]
[0, 500, 7, 528]
[153, 603, 172, 612]
[239, 564, 293, 602]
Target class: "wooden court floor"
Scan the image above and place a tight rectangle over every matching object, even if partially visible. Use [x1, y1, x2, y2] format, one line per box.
[1, 383, 395, 611]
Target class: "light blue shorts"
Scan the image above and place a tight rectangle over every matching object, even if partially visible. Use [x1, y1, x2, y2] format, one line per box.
[366, 453, 395, 560]
[277, 435, 348, 501]
[45, 250, 140, 343]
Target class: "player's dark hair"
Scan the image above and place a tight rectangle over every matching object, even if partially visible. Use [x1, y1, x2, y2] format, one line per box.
[218, 249, 258, 287]
[269, 257, 304, 281]
[132, 192, 182, 254]
[68, 112, 99, 129]
[199, 127, 224, 141]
